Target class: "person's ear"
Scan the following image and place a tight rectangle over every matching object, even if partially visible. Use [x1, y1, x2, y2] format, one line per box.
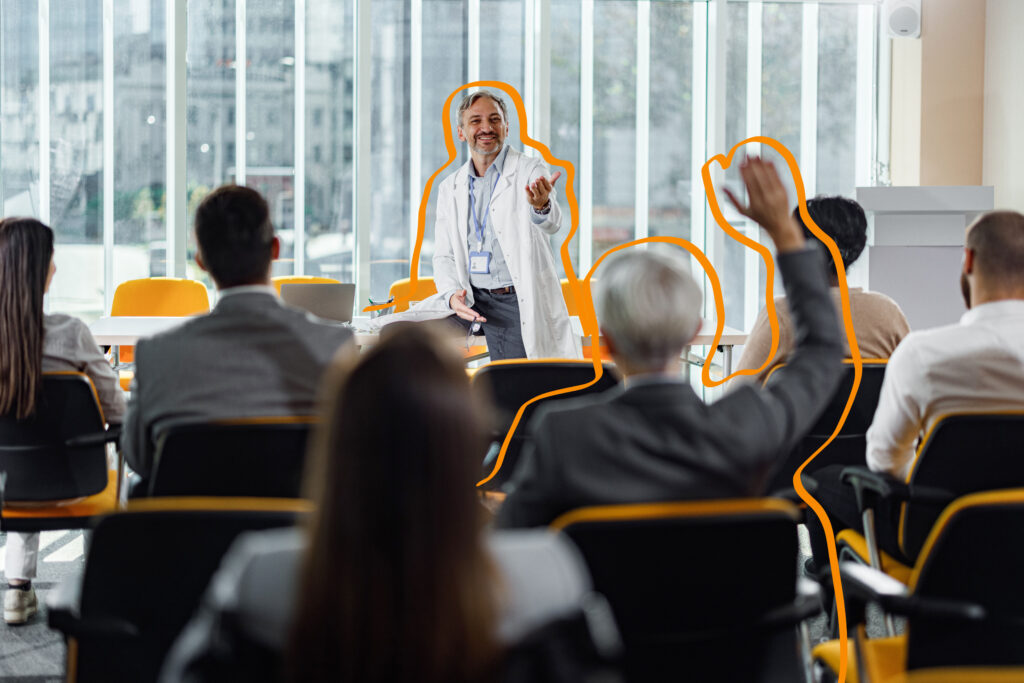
[962, 247, 975, 276]
[195, 248, 208, 273]
[600, 328, 620, 360]
[457, 124, 467, 143]
[270, 236, 281, 260]
[45, 256, 56, 294]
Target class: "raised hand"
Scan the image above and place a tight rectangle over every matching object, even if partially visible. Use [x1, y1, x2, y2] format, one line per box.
[525, 171, 562, 211]
[723, 157, 805, 253]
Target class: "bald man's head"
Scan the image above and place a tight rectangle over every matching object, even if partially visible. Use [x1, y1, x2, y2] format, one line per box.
[961, 210, 1024, 307]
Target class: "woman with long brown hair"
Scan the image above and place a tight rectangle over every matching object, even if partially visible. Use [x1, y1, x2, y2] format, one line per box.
[0, 217, 125, 624]
[162, 324, 601, 682]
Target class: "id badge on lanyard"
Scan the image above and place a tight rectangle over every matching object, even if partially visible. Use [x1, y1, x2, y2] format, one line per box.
[469, 172, 500, 275]
[469, 250, 492, 274]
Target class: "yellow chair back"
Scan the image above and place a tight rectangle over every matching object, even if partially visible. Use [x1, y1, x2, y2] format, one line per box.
[111, 278, 210, 363]
[387, 277, 438, 313]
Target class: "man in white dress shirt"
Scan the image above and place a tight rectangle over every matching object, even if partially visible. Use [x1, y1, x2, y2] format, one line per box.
[807, 210, 1024, 565]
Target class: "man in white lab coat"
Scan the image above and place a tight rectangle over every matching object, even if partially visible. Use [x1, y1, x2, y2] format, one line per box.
[432, 90, 580, 360]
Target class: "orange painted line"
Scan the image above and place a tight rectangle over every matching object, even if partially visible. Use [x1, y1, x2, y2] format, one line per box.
[380, 85, 857, 681]
[699, 137, 861, 683]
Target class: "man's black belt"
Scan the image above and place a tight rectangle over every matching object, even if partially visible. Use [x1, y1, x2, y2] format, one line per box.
[482, 285, 515, 295]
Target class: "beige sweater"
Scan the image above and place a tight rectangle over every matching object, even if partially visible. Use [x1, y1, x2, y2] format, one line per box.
[733, 287, 910, 385]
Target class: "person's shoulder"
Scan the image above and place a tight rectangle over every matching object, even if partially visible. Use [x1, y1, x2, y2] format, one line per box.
[530, 388, 622, 435]
[44, 312, 89, 337]
[488, 530, 591, 643]
[852, 289, 908, 316]
[137, 311, 212, 354]
[228, 527, 306, 647]
[440, 161, 469, 188]
[882, 322, 964, 375]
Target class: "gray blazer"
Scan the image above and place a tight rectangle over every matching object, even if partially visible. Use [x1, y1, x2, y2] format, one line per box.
[496, 248, 845, 529]
[122, 291, 353, 477]
[158, 528, 592, 682]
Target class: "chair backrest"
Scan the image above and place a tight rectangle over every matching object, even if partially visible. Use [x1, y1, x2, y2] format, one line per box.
[149, 418, 316, 498]
[0, 372, 109, 502]
[387, 276, 438, 312]
[271, 275, 341, 295]
[553, 499, 802, 682]
[559, 278, 596, 317]
[472, 360, 620, 489]
[73, 497, 309, 683]
[904, 489, 1024, 672]
[900, 412, 1024, 561]
[765, 360, 887, 491]
[110, 277, 210, 317]
[111, 278, 210, 363]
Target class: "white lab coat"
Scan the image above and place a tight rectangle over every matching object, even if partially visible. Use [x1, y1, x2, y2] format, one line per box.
[433, 147, 581, 360]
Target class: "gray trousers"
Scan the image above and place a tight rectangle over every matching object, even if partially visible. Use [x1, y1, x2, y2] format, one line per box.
[468, 287, 528, 361]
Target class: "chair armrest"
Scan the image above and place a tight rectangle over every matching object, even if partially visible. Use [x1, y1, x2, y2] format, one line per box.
[759, 592, 823, 629]
[769, 478, 817, 503]
[46, 575, 83, 634]
[65, 426, 122, 449]
[839, 561, 986, 622]
[48, 574, 139, 640]
[839, 467, 908, 514]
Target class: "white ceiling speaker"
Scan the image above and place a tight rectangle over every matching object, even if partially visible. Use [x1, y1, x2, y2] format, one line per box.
[884, 0, 922, 39]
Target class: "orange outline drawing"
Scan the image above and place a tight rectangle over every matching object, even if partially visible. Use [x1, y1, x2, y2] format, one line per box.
[371, 82, 859, 683]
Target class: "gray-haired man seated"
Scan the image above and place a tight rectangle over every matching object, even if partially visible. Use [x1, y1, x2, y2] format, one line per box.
[496, 158, 844, 529]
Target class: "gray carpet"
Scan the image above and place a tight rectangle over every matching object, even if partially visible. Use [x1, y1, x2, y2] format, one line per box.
[0, 530, 84, 682]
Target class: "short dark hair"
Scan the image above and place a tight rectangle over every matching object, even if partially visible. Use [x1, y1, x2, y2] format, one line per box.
[456, 90, 508, 127]
[966, 210, 1024, 288]
[194, 184, 274, 288]
[793, 196, 868, 277]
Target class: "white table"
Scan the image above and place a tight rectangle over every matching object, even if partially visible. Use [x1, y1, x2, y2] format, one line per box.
[90, 315, 748, 374]
[89, 316, 378, 347]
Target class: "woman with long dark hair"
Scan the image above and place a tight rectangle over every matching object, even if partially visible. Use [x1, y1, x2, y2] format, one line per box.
[162, 324, 603, 682]
[0, 217, 125, 625]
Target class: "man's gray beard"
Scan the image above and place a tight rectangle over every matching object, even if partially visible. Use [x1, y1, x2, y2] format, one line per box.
[470, 140, 500, 156]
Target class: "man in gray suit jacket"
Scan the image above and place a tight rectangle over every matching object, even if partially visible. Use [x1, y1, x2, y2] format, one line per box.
[496, 158, 844, 529]
[122, 185, 353, 480]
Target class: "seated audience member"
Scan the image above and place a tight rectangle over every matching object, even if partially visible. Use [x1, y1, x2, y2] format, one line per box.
[806, 209, 1024, 564]
[733, 196, 910, 384]
[0, 218, 125, 625]
[160, 325, 609, 683]
[495, 158, 844, 529]
[122, 185, 353, 482]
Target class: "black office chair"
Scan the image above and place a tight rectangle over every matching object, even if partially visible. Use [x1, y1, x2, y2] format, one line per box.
[764, 360, 887, 494]
[472, 359, 620, 490]
[551, 499, 818, 682]
[0, 372, 122, 532]
[145, 417, 315, 498]
[837, 411, 1024, 585]
[47, 497, 310, 683]
[814, 488, 1024, 683]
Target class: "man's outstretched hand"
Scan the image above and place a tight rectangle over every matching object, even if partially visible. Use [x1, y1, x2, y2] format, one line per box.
[723, 157, 805, 253]
[525, 171, 562, 211]
[450, 289, 486, 323]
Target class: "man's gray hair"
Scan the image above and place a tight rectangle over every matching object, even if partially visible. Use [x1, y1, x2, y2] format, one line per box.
[595, 248, 703, 372]
[457, 90, 509, 127]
